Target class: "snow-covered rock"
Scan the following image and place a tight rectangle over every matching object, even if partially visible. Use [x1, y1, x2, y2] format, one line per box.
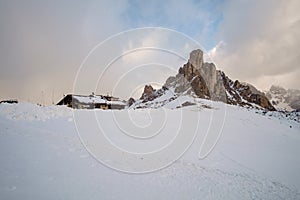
[266, 85, 300, 112]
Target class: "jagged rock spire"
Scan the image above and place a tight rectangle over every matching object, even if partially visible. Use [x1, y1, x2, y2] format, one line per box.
[188, 49, 203, 69]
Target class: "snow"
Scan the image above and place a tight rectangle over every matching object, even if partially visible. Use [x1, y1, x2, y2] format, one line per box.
[109, 100, 126, 106]
[73, 95, 107, 104]
[265, 88, 298, 112]
[276, 101, 293, 111]
[72, 95, 126, 106]
[271, 95, 293, 112]
[0, 103, 72, 121]
[0, 102, 300, 199]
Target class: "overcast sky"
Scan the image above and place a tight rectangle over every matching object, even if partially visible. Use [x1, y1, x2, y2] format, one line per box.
[0, 0, 299, 104]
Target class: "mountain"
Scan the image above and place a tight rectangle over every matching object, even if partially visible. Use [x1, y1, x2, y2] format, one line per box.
[266, 85, 300, 111]
[132, 49, 275, 111]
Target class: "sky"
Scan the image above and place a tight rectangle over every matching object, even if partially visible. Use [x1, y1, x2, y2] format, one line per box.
[0, 0, 299, 104]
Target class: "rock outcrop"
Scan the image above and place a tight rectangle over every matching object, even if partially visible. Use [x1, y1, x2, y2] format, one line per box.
[140, 85, 168, 103]
[140, 85, 156, 101]
[165, 61, 210, 99]
[127, 97, 135, 107]
[221, 72, 275, 111]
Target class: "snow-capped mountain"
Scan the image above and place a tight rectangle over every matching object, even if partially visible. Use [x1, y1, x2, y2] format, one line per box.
[132, 49, 275, 111]
[266, 85, 300, 112]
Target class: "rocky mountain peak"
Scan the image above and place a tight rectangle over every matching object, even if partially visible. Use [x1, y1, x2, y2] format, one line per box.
[165, 49, 226, 102]
[188, 49, 204, 69]
[136, 49, 276, 111]
[140, 85, 155, 100]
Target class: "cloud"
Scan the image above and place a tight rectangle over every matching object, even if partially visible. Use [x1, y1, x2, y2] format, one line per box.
[0, 0, 128, 104]
[2, 0, 298, 104]
[1, 0, 214, 104]
[211, 0, 300, 90]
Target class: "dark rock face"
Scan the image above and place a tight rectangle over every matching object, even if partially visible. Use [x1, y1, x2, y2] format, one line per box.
[249, 94, 275, 111]
[178, 62, 210, 99]
[127, 97, 135, 107]
[221, 72, 276, 111]
[190, 75, 210, 99]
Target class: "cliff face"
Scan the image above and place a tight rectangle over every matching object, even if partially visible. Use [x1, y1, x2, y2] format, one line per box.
[189, 50, 227, 102]
[139, 49, 275, 111]
[163, 49, 226, 102]
[164, 61, 210, 99]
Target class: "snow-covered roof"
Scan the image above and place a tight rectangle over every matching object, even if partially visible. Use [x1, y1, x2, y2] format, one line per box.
[72, 95, 126, 106]
[73, 95, 107, 104]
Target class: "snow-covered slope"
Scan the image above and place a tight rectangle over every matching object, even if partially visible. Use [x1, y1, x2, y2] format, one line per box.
[0, 103, 299, 199]
[0, 102, 72, 121]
